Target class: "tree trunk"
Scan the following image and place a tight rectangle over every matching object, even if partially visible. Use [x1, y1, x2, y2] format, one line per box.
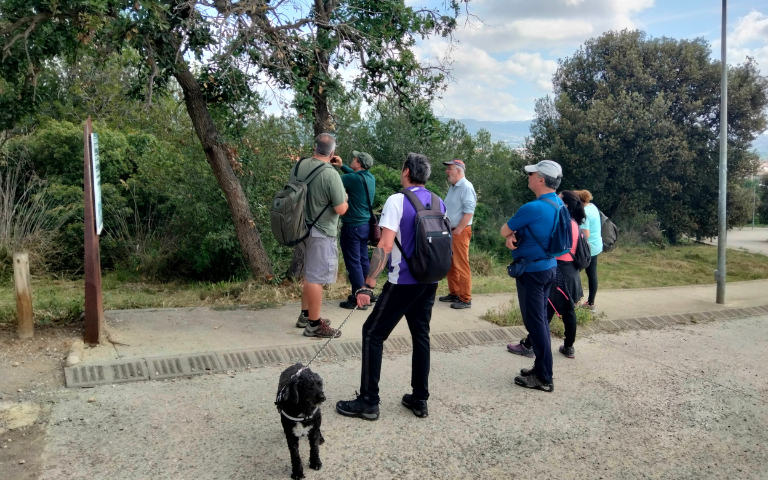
[286, 242, 306, 280]
[173, 63, 274, 281]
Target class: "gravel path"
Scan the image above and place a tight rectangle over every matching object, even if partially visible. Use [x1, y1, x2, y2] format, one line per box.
[34, 315, 768, 479]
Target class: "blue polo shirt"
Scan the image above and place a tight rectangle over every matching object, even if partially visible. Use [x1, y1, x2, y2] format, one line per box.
[506, 192, 562, 272]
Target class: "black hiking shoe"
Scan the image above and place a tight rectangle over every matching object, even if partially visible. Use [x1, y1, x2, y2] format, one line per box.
[336, 393, 379, 420]
[439, 294, 460, 303]
[559, 345, 575, 359]
[450, 300, 472, 309]
[519, 366, 535, 377]
[401, 394, 428, 418]
[339, 296, 367, 310]
[514, 374, 554, 392]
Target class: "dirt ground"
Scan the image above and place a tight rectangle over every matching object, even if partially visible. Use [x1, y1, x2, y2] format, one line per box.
[0, 324, 79, 480]
[7, 315, 766, 480]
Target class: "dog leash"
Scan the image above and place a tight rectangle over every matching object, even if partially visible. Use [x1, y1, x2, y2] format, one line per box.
[275, 289, 373, 410]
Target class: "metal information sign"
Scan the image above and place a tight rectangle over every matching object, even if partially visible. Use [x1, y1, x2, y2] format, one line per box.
[90, 132, 103, 235]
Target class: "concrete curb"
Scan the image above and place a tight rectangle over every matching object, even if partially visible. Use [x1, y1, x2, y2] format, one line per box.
[63, 304, 768, 388]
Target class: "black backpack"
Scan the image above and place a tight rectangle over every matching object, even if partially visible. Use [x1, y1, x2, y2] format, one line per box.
[394, 189, 453, 283]
[572, 227, 592, 270]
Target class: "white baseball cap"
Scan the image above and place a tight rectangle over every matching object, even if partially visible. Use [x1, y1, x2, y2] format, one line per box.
[524, 160, 562, 178]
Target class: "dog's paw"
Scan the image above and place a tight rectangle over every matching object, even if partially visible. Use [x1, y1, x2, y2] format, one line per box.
[309, 460, 322, 471]
[290, 471, 305, 480]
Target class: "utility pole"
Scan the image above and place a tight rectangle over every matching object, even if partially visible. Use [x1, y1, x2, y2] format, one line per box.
[716, 0, 728, 304]
[754, 175, 758, 229]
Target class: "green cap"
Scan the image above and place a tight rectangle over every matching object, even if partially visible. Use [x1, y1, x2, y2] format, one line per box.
[352, 150, 374, 169]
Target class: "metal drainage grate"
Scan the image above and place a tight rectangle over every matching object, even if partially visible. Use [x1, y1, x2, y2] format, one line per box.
[65, 360, 149, 387]
[147, 353, 221, 380]
[63, 304, 768, 388]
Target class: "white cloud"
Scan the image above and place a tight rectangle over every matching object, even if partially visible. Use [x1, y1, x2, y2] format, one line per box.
[732, 11, 768, 46]
[726, 10, 768, 74]
[457, 0, 654, 52]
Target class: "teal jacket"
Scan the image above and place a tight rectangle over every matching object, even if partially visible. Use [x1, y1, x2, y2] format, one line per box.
[340, 165, 376, 226]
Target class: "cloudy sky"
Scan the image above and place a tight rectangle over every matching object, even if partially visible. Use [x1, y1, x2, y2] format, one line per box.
[415, 0, 768, 121]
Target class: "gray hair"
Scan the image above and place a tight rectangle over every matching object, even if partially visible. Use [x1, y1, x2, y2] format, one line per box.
[314, 133, 336, 156]
[403, 153, 431, 184]
[539, 173, 562, 189]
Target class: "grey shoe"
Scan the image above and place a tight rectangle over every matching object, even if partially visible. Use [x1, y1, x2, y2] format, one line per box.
[401, 394, 428, 418]
[559, 345, 575, 358]
[303, 319, 341, 338]
[514, 374, 554, 392]
[296, 313, 331, 328]
[450, 300, 471, 309]
[439, 294, 460, 303]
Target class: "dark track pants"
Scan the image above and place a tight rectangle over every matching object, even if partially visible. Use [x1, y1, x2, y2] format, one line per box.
[516, 268, 557, 383]
[359, 281, 438, 405]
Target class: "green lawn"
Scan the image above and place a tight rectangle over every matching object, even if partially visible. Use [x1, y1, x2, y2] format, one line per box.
[2, 242, 767, 325]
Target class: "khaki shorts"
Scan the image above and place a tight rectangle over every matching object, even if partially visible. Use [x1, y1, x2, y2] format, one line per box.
[304, 227, 338, 284]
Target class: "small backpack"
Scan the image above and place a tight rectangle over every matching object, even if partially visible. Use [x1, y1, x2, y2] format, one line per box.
[270, 159, 332, 247]
[572, 227, 592, 270]
[528, 197, 573, 258]
[599, 209, 619, 252]
[394, 189, 453, 283]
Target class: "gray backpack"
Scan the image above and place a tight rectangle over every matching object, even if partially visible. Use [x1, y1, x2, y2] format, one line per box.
[270, 159, 332, 247]
[599, 209, 619, 252]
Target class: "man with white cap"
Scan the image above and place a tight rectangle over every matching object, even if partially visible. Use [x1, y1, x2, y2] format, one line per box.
[500, 159, 565, 392]
[439, 159, 477, 309]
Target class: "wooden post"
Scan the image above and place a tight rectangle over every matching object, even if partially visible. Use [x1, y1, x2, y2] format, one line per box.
[13, 253, 33, 339]
[83, 117, 105, 344]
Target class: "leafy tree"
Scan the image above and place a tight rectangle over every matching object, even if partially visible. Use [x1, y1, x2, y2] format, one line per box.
[528, 30, 768, 241]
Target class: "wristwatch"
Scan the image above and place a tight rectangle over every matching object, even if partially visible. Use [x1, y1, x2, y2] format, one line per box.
[364, 282, 375, 289]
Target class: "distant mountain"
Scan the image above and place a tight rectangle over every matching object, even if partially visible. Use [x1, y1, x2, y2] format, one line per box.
[442, 118, 532, 148]
[447, 118, 768, 158]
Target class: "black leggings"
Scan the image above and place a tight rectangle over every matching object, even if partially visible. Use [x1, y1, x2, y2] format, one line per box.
[585, 254, 599, 304]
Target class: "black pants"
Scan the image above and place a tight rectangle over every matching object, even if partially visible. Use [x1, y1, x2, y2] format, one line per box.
[516, 268, 556, 383]
[524, 270, 577, 349]
[359, 281, 438, 405]
[585, 254, 599, 304]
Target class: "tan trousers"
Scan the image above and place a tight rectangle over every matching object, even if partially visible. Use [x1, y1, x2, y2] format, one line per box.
[447, 226, 472, 302]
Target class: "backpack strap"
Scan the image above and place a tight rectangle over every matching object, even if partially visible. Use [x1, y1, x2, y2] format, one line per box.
[521, 196, 561, 258]
[393, 188, 425, 271]
[399, 188, 426, 211]
[296, 159, 334, 233]
[357, 172, 376, 221]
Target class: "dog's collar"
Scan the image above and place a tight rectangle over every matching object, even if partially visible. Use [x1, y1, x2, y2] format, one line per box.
[279, 407, 319, 422]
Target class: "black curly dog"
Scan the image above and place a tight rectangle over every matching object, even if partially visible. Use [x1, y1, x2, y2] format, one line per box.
[276, 363, 326, 479]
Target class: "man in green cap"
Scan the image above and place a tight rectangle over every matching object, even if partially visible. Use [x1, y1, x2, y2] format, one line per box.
[331, 150, 376, 309]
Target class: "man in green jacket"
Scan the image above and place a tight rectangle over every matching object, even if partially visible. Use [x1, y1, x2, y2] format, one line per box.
[331, 151, 376, 309]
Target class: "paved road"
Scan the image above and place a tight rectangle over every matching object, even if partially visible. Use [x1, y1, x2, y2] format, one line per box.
[706, 227, 768, 255]
[16, 315, 768, 480]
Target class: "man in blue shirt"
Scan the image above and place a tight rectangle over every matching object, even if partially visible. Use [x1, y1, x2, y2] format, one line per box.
[500, 160, 564, 392]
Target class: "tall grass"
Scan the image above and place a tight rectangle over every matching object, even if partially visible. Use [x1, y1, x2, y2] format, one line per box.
[0, 158, 68, 277]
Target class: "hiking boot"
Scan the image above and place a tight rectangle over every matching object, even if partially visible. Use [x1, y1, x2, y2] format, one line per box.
[339, 296, 368, 310]
[519, 366, 535, 377]
[450, 300, 472, 309]
[559, 345, 575, 359]
[296, 313, 331, 329]
[401, 394, 428, 418]
[439, 294, 460, 303]
[370, 293, 379, 303]
[336, 393, 379, 420]
[514, 374, 554, 392]
[507, 340, 535, 358]
[303, 319, 341, 338]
